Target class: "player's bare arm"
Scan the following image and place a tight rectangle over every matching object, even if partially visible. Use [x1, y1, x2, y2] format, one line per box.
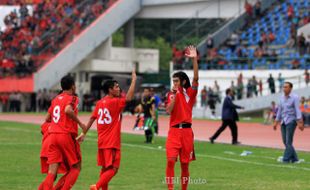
[76, 117, 96, 142]
[65, 105, 86, 131]
[185, 45, 199, 82]
[45, 113, 51, 122]
[126, 68, 137, 101]
[151, 103, 156, 120]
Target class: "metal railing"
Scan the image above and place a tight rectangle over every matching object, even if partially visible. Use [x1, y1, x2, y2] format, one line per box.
[170, 0, 247, 46]
[194, 73, 307, 109]
[172, 55, 310, 70]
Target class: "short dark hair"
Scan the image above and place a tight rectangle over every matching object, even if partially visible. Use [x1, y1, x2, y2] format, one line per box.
[102, 80, 118, 94]
[172, 71, 191, 89]
[61, 75, 75, 90]
[226, 88, 231, 95]
[284, 82, 293, 88]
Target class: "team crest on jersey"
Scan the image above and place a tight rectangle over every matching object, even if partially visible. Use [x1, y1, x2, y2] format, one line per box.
[58, 96, 63, 100]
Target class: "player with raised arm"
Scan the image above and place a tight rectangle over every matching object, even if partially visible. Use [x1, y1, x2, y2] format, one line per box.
[165, 46, 199, 190]
[76, 69, 137, 190]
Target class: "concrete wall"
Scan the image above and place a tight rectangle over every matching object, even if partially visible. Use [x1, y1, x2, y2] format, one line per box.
[175, 69, 306, 108]
[74, 47, 159, 73]
[137, 0, 257, 19]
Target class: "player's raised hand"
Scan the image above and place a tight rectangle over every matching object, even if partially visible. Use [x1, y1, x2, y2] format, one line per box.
[185, 45, 197, 58]
[131, 68, 137, 81]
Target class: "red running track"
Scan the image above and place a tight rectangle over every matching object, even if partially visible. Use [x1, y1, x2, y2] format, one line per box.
[0, 114, 309, 152]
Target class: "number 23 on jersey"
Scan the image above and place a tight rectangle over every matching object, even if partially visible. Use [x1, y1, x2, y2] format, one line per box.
[98, 108, 112, 124]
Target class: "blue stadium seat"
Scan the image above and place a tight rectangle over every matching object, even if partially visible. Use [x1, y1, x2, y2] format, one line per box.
[229, 64, 236, 70]
[300, 59, 306, 69]
[268, 64, 274, 70]
[237, 64, 242, 70]
[223, 65, 229, 70]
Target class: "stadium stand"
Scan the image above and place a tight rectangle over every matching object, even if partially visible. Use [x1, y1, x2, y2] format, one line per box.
[0, 0, 117, 78]
[174, 0, 310, 70]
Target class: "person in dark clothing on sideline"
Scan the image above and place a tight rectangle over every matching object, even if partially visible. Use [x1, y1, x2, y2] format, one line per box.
[209, 88, 244, 145]
[268, 74, 276, 94]
[140, 88, 156, 143]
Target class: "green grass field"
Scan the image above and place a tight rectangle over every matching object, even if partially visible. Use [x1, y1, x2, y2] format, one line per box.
[1, 121, 310, 190]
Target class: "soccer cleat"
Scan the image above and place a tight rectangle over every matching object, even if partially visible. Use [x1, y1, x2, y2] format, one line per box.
[277, 156, 283, 162]
[89, 184, 98, 190]
[209, 138, 214, 144]
[232, 141, 241, 145]
[277, 156, 289, 163]
[293, 159, 305, 164]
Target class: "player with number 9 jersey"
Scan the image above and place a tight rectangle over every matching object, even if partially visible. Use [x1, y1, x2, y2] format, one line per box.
[48, 93, 79, 135]
[39, 75, 87, 190]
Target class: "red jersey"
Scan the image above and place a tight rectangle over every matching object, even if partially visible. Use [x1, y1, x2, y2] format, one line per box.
[41, 122, 50, 141]
[92, 96, 126, 150]
[48, 92, 79, 136]
[167, 81, 198, 127]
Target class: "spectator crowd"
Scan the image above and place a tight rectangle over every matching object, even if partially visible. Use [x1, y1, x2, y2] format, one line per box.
[0, 0, 116, 78]
[172, 0, 310, 70]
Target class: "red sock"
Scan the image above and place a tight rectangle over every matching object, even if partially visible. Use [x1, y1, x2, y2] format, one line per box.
[99, 169, 108, 190]
[38, 182, 44, 190]
[166, 160, 176, 190]
[101, 184, 108, 190]
[96, 169, 116, 188]
[42, 173, 55, 190]
[181, 163, 189, 190]
[61, 168, 80, 190]
[53, 173, 68, 190]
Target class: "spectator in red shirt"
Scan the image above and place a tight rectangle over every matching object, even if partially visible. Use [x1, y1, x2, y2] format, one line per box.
[292, 59, 300, 69]
[268, 32, 276, 43]
[244, 0, 253, 18]
[287, 4, 294, 20]
[261, 32, 268, 44]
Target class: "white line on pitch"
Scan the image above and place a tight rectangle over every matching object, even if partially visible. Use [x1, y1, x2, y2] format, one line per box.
[3, 126, 310, 171]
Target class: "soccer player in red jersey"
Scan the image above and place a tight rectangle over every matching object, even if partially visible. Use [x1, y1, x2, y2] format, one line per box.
[39, 122, 68, 190]
[165, 46, 199, 190]
[76, 69, 136, 190]
[38, 75, 87, 190]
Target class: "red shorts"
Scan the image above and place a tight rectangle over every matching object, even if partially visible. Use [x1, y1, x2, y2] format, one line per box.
[166, 128, 196, 163]
[40, 135, 67, 174]
[47, 133, 81, 168]
[97, 148, 121, 169]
